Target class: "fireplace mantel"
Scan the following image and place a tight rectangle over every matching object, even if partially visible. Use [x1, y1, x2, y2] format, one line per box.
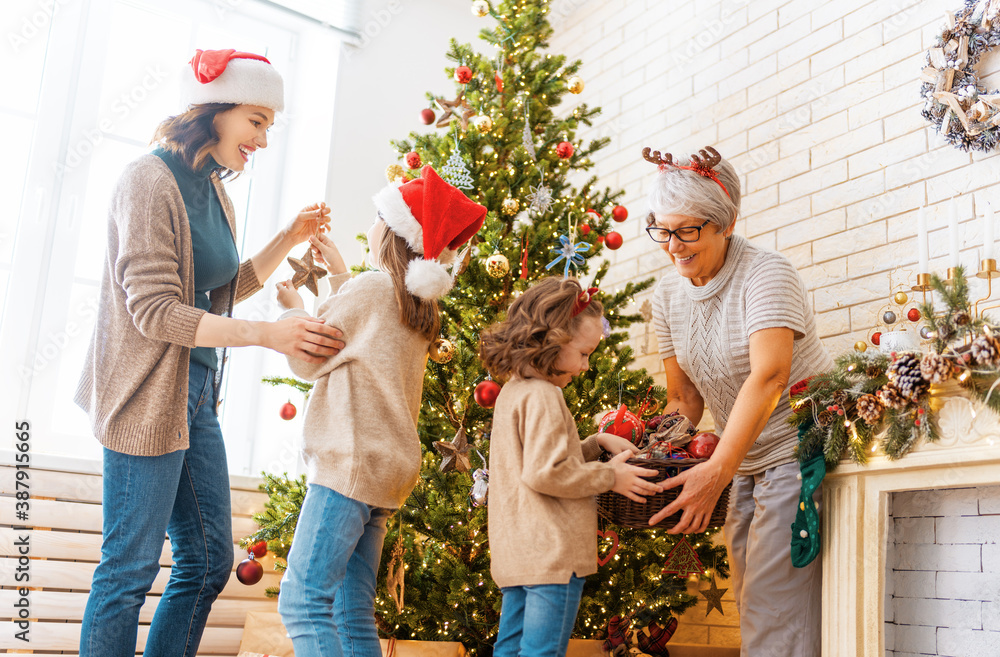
[821, 391, 1000, 656]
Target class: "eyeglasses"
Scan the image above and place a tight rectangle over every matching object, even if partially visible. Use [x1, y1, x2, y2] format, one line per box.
[645, 219, 711, 243]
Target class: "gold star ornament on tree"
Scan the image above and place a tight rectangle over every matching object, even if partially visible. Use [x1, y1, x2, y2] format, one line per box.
[435, 93, 476, 132]
[287, 248, 328, 296]
[433, 426, 472, 473]
[700, 573, 727, 616]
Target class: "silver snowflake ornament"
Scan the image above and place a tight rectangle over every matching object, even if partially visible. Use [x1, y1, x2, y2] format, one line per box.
[526, 183, 554, 215]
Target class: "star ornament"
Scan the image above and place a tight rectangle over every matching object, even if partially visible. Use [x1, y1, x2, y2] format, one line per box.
[433, 426, 472, 473]
[287, 248, 328, 296]
[435, 93, 476, 132]
[700, 574, 727, 616]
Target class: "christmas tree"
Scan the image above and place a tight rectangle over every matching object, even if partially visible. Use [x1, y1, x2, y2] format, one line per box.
[247, 1, 728, 653]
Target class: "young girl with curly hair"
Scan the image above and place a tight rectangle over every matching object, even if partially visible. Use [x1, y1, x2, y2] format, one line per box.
[479, 276, 662, 657]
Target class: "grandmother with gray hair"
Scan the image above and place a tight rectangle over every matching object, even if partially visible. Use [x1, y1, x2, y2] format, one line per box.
[642, 147, 832, 656]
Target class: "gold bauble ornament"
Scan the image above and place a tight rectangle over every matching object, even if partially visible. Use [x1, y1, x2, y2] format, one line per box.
[567, 75, 585, 94]
[385, 164, 405, 183]
[485, 251, 510, 278]
[430, 338, 455, 364]
[893, 291, 908, 305]
[854, 341, 868, 352]
[471, 0, 489, 17]
[474, 115, 493, 134]
[502, 197, 519, 215]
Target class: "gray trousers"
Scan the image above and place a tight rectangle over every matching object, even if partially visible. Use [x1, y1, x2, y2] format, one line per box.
[725, 461, 822, 657]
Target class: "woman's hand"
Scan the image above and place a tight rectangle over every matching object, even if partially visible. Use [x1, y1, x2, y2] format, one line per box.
[282, 202, 332, 246]
[262, 316, 345, 364]
[308, 233, 348, 275]
[608, 451, 663, 502]
[275, 280, 304, 310]
[648, 457, 733, 533]
[597, 433, 640, 456]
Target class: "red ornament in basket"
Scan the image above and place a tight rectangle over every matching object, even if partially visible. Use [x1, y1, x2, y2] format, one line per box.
[598, 404, 646, 446]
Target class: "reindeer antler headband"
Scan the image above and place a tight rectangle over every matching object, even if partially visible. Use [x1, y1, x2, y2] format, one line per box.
[642, 146, 731, 199]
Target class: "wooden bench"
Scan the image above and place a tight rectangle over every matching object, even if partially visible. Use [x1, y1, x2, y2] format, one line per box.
[0, 451, 278, 655]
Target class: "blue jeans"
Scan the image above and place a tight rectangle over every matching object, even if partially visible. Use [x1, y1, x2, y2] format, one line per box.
[493, 576, 585, 657]
[278, 483, 392, 657]
[80, 361, 233, 657]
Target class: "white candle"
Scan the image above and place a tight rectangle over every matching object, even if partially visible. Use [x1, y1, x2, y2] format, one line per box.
[917, 206, 929, 273]
[949, 203, 960, 268]
[985, 201, 995, 262]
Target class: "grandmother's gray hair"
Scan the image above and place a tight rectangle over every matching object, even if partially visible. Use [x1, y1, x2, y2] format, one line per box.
[646, 156, 741, 232]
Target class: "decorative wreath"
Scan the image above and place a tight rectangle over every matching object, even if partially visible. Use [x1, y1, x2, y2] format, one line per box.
[920, 0, 1000, 152]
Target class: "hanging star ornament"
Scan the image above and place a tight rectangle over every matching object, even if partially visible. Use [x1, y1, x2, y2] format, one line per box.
[661, 536, 705, 578]
[526, 182, 554, 215]
[287, 248, 328, 296]
[435, 94, 476, 132]
[433, 426, 472, 473]
[700, 574, 727, 616]
[545, 234, 591, 278]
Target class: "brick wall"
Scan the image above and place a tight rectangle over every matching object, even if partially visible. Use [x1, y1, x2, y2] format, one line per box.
[885, 487, 1000, 655]
[546, 0, 1000, 648]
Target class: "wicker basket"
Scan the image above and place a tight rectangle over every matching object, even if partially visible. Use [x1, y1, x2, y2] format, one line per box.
[596, 456, 731, 529]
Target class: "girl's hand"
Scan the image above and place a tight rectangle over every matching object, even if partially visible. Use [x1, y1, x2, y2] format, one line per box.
[308, 233, 348, 275]
[608, 451, 662, 503]
[283, 202, 331, 246]
[275, 280, 305, 310]
[647, 458, 732, 534]
[261, 316, 345, 363]
[597, 433, 640, 456]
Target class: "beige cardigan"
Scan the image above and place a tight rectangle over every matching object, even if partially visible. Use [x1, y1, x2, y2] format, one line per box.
[280, 271, 430, 510]
[488, 377, 617, 588]
[75, 154, 262, 456]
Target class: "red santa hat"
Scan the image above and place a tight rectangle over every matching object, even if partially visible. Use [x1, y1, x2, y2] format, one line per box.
[373, 165, 487, 300]
[184, 49, 284, 112]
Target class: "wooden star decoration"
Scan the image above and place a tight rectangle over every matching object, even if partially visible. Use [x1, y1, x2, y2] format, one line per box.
[433, 426, 472, 473]
[435, 94, 476, 132]
[287, 247, 328, 296]
[700, 574, 727, 617]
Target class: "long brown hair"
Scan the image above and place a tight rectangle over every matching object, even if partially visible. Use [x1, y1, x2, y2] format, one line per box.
[479, 276, 603, 381]
[151, 103, 236, 176]
[376, 222, 441, 342]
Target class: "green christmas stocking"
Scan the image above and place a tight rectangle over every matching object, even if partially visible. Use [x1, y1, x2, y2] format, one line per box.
[790, 451, 825, 568]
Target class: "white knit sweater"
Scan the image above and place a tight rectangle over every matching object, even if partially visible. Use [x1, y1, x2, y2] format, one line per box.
[651, 235, 833, 475]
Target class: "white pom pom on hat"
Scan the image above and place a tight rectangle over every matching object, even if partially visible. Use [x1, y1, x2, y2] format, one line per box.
[184, 49, 284, 112]
[373, 165, 487, 300]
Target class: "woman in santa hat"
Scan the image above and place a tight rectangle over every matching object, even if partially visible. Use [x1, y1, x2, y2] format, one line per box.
[75, 49, 344, 656]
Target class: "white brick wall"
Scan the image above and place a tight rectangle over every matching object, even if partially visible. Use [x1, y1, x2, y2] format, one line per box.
[546, 0, 1000, 647]
[885, 487, 1000, 656]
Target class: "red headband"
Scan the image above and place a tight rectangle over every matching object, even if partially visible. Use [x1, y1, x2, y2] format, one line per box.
[642, 146, 731, 199]
[572, 287, 599, 317]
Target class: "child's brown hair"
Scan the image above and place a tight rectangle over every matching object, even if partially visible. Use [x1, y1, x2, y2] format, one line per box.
[375, 220, 441, 342]
[479, 277, 603, 381]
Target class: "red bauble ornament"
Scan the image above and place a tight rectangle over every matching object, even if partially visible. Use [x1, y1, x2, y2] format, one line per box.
[598, 404, 646, 445]
[455, 66, 473, 84]
[405, 152, 422, 169]
[279, 402, 296, 421]
[597, 235, 605, 244]
[420, 108, 436, 125]
[871, 332, 881, 346]
[495, 72, 504, 93]
[248, 540, 267, 558]
[580, 224, 591, 236]
[474, 379, 502, 408]
[907, 308, 921, 322]
[688, 432, 720, 459]
[605, 232, 623, 250]
[612, 205, 628, 222]
[237, 556, 264, 585]
[556, 141, 574, 159]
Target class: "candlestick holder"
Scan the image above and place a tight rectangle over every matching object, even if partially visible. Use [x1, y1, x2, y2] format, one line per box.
[911, 272, 932, 296]
[947, 267, 960, 285]
[974, 259, 1000, 318]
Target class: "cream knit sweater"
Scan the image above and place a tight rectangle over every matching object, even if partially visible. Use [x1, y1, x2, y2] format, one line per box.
[651, 234, 833, 475]
[75, 154, 262, 456]
[280, 271, 430, 510]
[488, 377, 616, 588]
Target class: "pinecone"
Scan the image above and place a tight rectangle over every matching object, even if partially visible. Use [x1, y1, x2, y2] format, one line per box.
[886, 353, 929, 401]
[936, 320, 955, 341]
[816, 409, 834, 427]
[832, 390, 849, 407]
[876, 384, 908, 410]
[920, 353, 954, 384]
[971, 335, 1000, 366]
[954, 311, 971, 326]
[866, 363, 885, 378]
[856, 394, 883, 424]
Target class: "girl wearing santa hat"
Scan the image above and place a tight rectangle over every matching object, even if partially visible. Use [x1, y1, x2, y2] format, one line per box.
[76, 49, 344, 656]
[272, 165, 487, 657]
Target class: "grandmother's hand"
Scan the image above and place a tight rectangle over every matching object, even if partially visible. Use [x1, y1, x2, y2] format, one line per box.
[648, 458, 732, 534]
